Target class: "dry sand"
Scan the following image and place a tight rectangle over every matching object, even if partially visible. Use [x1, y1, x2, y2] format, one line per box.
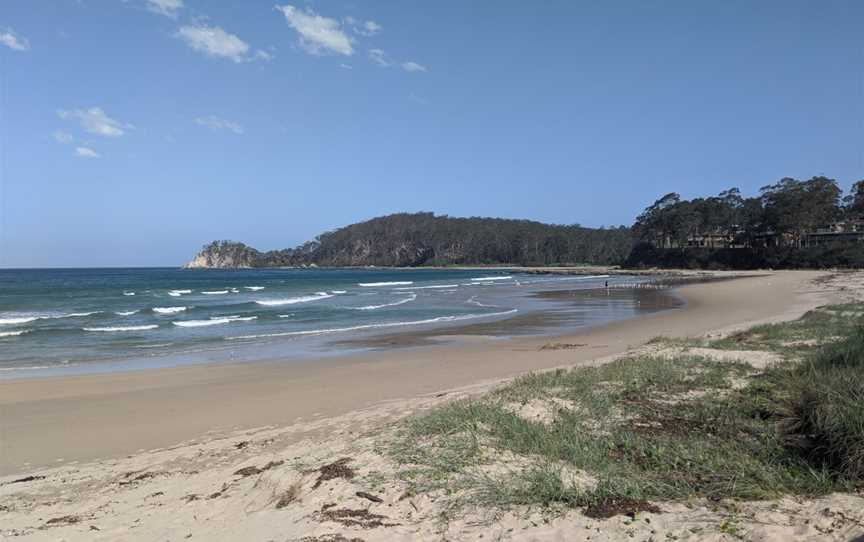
[2, 270, 864, 541]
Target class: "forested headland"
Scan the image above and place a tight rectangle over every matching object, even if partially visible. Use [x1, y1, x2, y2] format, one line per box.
[187, 176, 864, 270]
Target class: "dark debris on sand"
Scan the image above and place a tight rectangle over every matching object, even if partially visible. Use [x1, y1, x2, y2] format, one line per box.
[312, 457, 355, 489]
[315, 507, 398, 529]
[583, 498, 661, 519]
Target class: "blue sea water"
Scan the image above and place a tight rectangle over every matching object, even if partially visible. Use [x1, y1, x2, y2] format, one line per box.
[0, 268, 651, 378]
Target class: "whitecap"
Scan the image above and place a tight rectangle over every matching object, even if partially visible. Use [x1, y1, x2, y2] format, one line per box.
[358, 281, 413, 287]
[0, 316, 38, 325]
[153, 306, 187, 314]
[169, 289, 192, 297]
[227, 309, 519, 340]
[470, 276, 513, 281]
[256, 293, 333, 306]
[351, 293, 417, 311]
[331, 290, 347, 294]
[201, 290, 229, 295]
[244, 286, 265, 291]
[394, 284, 458, 290]
[115, 310, 140, 316]
[0, 311, 101, 325]
[0, 329, 31, 337]
[173, 316, 256, 328]
[84, 325, 159, 332]
[123, 292, 136, 296]
[278, 314, 294, 318]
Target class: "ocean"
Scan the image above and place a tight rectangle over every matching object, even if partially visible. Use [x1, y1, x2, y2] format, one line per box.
[0, 268, 662, 378]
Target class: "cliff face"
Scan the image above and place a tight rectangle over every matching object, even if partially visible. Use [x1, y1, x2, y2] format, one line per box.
[184, 212, 634, 269]
[184, 241, 261, 269]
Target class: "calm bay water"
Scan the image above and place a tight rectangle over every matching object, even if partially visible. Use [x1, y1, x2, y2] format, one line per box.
[0, 268, 655, 378]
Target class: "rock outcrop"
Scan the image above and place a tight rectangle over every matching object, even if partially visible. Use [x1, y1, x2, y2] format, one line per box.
[184, 241, 261, 269]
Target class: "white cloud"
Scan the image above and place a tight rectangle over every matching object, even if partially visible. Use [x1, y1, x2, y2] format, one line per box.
[401, 61, 427, 73]
[195, 115, 244, 134]
[177, 24, 251, 63]
[0, 28, 29, 51]
[355, 20, 382, 37]
[368, 48, 391, 67]
[52, 130, 74, 144]
[275, 5, 353, 56]
[146, 0, 183, 18]
[58, 107, 132, 137]
[255, 49, 274, 61]
[75, 146, 100, 158]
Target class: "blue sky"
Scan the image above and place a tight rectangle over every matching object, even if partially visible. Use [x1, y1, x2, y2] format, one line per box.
[0, 0, 861, 267]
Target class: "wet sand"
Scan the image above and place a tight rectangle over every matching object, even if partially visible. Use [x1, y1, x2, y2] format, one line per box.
[0, 271, 832, 476]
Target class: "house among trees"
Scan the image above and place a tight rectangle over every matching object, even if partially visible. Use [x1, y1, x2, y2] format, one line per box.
[634, 177, 864, 251]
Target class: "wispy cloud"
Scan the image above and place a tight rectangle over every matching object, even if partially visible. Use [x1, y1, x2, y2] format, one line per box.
[58, 107, 132, 137]
[145, 0, 183, 18]
[177, 24, 252, 63]
[75, 146, 100, 159]
[355, 20, 382, 37]
[401, 61, 427, 73]
[368, 48, 391, 67]
[275, 5, 353, 56]
[0, 28, 30, 51]
[52, 130, 75, 144]
[195, 115, 244, 134]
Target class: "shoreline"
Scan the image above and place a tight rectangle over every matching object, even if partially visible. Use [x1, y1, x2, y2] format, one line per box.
[0, 270, 835, 477]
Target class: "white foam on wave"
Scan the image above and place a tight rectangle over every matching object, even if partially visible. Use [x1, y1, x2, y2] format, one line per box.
[358, 281, 413, 287]
[394, 284, 458, 290]
[0, 311, 101, 325]
[84, 325, 159, 332]
[123, 292, 136, 296]
[228, 309, 518, 341]
[331, 290, 347, 294]
[470, 276, 513, 281]
[244, 286, 266, 291]
[466, 295, 498, 308]
[169, 289, 192, 297]
[351, 293, 417, 311]
[173, 316, 256, 328]
[153, 306, 187, 314]
[0, 329, 31, 337]
[115, 310, 140, 316]
[201, 290, 229, 295]
[0, 316, 38, 325]
[278, 314, 294, 318]
[256, 292, 333, 306]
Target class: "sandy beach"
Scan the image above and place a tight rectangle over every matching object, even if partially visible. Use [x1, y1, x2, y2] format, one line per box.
[3, 270, 863, 541]
[0, 271, 823, 476]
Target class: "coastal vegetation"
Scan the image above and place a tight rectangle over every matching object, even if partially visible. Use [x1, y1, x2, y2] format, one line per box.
[187, 213, 633, 268]
[385, 302, 864, 517]
[188, 175, 864, 270]
[627, 176, 864, 269]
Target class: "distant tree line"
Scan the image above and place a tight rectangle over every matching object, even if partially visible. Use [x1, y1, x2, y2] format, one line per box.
[626, 176, 864, 269]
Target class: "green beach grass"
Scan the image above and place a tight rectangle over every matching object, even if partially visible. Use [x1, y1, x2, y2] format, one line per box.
[384, 303, 864, 517]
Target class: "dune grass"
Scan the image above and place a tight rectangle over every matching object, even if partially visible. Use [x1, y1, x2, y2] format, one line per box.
[386, 303, 864, 515]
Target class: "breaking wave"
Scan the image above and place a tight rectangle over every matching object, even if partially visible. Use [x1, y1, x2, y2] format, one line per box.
[84, 325, 159, 332]
[173, 316, 257, 328]
[256, 292, 333, 306]
[394, 284, 458, 290]
[351, 293, 417, 311]
[244, 286, 265, 291]
[470, 276, 513, 281]
[153, 306, 187, 314]
[358, 281, 413, 287]
[0, 329, 31, 337]
[201, 290, 229, 295]
[227, 309, 519, 340]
